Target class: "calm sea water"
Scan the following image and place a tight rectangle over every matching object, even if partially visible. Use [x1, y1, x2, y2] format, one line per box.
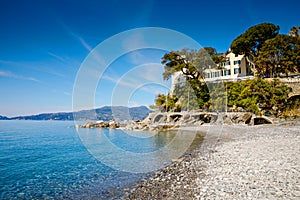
[0, 120, 202, 199]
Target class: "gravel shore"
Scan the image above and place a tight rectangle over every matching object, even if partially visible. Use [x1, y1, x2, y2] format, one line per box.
[120, 124, 300, 199]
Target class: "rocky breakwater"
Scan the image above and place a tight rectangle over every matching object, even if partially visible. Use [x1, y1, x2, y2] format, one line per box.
[121, 111, 273, 131]
[121, 111, 219, 131]
[79, 120, 120, 129]
[78, 112, 275, 131]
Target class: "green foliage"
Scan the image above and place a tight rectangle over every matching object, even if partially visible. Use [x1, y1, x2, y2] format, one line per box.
[188, 79, 210, 108]
[173, 83, 200, 111]
[152, 78, 292, 117]
[161, 48, 213, 109]
[155, 23, 298, 115]
[230, 23, 280, 77]
[283, 95, 300, 117]
[225, 78, 291, 116]
[203, 47, 217, 56]
[256, 34, 300, 77]
[231, 23, 300, 77]
[212, 55, 226, 68]
[230, 23, 280, 57]
[150, 94, 180, 112]
[207, 82, 227, 112]
[161, 48, 214, 80]
[288, 26, 300, 38]
[171, 80, 210, 111]
[203, 47, 226, 67]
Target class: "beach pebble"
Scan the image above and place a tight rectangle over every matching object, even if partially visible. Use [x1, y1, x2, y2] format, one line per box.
[120, 124, 300, 199]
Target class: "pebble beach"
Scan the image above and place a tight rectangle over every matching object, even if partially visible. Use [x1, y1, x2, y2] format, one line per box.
[120, 124, 300, 199]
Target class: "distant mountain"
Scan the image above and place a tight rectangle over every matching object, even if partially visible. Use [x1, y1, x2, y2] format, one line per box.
[74, 106, 151, 121]
[0, 115, 9, 120]
[10, 112, 74, 121]
[6, 106, 150, 121]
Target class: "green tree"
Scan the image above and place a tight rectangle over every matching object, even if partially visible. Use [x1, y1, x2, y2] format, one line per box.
[212, 54, 226, 68]
[288, 26, 300, 38]
[226, 78, 291, 116]
[207, 82, 227, 112]
[230, 23, 280, 75]
[284, 95, 300, 117]
[173, 83, 199, 111]
[203, 47, 226, 67]
[161, 48, 211, 108]
[226, 81, 244, 107]
[150, 94, 180, 112]
[203, 47, 217, 56]
[256, 34, 300, 77]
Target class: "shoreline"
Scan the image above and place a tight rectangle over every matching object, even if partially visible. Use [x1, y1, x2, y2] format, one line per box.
[119, 124, 300, 199]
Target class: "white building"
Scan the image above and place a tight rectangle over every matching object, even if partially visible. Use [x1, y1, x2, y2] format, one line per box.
[170, 71, 186, 95]
[169, 52, 254, 95]
[203, 52, 253, 82]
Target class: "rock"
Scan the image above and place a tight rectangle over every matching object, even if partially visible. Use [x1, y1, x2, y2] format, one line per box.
[223, 115, 232, 125]
[109, 120, 119, 129]
[80, 120, 115, 128]
[242, 113, 252, 124]
[171, 158, 183, 162]
[81, 121, 94, 128]
[194, 120, 204, 126]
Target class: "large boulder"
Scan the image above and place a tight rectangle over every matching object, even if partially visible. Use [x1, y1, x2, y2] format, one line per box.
[242, 113, 252, 124]
[109, 120, 119, 129]
[81, 121, 94, 128]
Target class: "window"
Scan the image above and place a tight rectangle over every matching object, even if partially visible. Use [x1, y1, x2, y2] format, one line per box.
[227, 70, 231, 75]
[234, 68, 241, 74]
[234, 60, 241, 65]
[235, 54, 238, 57]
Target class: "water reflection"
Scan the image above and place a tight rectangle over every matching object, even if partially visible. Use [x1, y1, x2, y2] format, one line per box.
[77, 128, 205, 173]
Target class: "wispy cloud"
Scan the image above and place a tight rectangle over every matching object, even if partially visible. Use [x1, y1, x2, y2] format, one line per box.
[101, 74, 120, 83]
[122, 32, 145, 51]
[0, 60, 18, 65]
[63, 91, 71, 96]
[64, 26, 108, 67]
[122, 32, 148, 65]
[77, 36, 93, 52]
[0, 70, 41, 83]
[100, 63, 169, 95]
[0, 59, 67, 79]
[48, 52, 67, 63]
[59, 21, 94, 51]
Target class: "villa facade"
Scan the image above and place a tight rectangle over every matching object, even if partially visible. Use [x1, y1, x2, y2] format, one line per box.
[170, 52, 254, 94]
[203, 52, 254, 82]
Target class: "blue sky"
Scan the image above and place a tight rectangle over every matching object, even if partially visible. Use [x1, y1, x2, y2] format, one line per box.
[0, 0, 299, 117]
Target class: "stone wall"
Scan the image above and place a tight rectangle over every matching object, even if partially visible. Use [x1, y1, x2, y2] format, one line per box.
[280, 78, 300, 97]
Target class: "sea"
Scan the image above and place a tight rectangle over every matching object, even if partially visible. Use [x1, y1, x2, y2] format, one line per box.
[0, 120, 203, 199]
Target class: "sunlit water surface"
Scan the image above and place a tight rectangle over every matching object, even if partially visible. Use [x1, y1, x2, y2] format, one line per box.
[0, 120, 203, 199]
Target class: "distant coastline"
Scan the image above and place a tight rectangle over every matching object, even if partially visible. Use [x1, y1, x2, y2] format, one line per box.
[0, 106, 150, 121]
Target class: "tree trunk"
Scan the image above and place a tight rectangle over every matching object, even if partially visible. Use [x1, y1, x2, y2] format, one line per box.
[246, 56, 256, 76]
